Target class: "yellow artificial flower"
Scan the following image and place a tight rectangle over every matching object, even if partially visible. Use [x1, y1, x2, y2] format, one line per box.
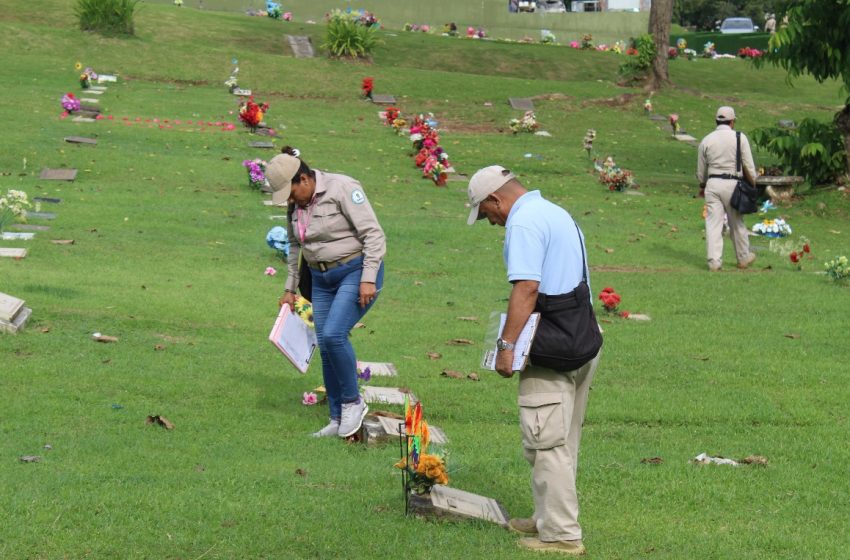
[75, 62, 82, 70]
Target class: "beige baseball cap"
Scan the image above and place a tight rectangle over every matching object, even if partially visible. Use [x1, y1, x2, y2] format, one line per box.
[266, 154, 301, 206]
[716, 106, 736, 122]
[467, 165, 516, 225]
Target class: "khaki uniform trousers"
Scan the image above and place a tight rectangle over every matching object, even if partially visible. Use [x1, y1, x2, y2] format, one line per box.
[705, 178, 751, 268]
[518, 352, 600, 542]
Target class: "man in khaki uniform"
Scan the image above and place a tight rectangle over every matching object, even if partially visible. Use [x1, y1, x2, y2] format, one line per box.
[697, 106, 758, 271]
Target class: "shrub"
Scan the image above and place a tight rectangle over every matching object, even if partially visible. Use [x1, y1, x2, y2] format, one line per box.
[322, 10, 382, 58]
[75, 0, 140, 36]
[752, 118, 846, 185]
[618, 34, 655, 82]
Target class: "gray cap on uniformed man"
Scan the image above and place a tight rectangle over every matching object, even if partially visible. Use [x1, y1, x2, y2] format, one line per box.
[716, 106, 736, 122]
[466, 165, 516, 225]
[265, 153, 301, 206]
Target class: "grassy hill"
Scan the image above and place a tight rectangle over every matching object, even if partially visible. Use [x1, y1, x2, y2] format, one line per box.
[1, 1, 848, 558]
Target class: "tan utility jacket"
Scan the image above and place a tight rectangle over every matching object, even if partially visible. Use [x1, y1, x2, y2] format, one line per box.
[696, 124, 757, 186]
[285, 170, 386, 292]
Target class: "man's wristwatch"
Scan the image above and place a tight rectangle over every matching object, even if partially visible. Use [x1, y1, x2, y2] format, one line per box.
[496, 337, 515, 351]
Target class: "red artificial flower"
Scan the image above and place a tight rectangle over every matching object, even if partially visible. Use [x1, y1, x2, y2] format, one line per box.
[362, 77, 374, 95]
[619, 311, 630, 319]
[790, 252, 800, 263]
[803, 244, 811, 253]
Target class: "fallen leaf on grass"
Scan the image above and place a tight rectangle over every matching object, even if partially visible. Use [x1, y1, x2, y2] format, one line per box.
[740, 455, 768, 466]
[93, 334, 119, 343]
[467, 373, 479, 381]
[295, 468, 308, 477]
[154, 344, 166, 351]
[447, 338, 474, 345]
[691, 356, 710, 361]
[19, 455, 41, 463]
[40, 327, 50, 333]
[414, 281, 423, 286]
[604, 248, 615, 254]
[455, 316, 479, 322]
[441, 369, 464, 379]
[352, 322, 366, 329]
[784, 333, 801, 339]
[50, 239, 75, 245]
[426, 351, 442, 360]
[194, 464, 205, 472]
[145, 415, 175, 430]
[640, 457, 663, 465]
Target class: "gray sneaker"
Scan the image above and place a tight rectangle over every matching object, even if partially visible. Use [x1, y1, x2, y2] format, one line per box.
[311, 419, 340, 438]
[338, 397, 368, 437]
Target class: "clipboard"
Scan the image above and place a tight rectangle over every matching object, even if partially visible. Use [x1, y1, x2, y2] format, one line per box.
[268, 304, 318, 373]
[481, 312, 540, 372]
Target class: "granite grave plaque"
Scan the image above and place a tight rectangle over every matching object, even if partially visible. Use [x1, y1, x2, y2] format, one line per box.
[39, 168, 77, 181]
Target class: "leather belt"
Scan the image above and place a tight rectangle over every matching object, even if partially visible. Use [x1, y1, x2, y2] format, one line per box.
[307, 251, 363, 272]
[708, 173, 740, 180]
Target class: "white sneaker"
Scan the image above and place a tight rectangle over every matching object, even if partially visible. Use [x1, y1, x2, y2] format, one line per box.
[311, 419, 340, 438]
[338, 397, 368, 437]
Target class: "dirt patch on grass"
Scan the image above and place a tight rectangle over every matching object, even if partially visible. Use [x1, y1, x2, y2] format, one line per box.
[531, 93, 574, 102]
[581, 93, 641, 109]
[438, 118, 501, 134]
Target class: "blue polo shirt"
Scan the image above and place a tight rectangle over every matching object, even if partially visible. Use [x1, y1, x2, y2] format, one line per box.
[504, 190, 587, 295]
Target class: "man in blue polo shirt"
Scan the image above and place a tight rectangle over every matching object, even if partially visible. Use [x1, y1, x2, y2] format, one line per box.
[467, 166, 601, 556]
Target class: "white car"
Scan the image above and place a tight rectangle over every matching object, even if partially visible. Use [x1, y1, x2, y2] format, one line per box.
[719, 17, 758, 33]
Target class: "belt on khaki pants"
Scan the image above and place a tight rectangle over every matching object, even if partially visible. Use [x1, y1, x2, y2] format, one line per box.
[307, 251, 363, 272]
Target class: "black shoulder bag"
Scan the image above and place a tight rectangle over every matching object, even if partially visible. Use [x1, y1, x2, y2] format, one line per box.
[529, 222, 603, 372]
[729, 132, 759, 214]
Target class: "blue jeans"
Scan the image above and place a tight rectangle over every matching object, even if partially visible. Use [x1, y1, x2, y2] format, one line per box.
[310, 256, 384, 420]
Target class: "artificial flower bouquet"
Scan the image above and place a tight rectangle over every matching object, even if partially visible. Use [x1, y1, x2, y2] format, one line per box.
[598, 287, 621, 313]
[509, 111, 539, 134]
[384, 107, 400, 127]
[238, 97, 269, 132]
[61, 92, 81, 113]
[394, 399, 448, 495]
[670, 113, 680, 135]
[752, 218, 792, 237]
[243, 159, 268, 189]
[595, 156, 635, 191]
[361, 76, 373, 99]
[824, 255, 850, 282]
[738, 47, 763, 59]
[0, 189, 36, 232]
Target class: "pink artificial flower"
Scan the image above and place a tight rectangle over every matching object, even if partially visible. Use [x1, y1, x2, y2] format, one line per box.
[265, 266, 277, 276]
[570, 40, 579, 48]
[302, 392, 318, 405]
[60, 111, 68, 119]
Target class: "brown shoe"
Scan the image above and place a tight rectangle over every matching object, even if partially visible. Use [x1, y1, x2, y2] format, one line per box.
[737, 253, 756, 269]
[518, 537, 586, 555]
[508, 517, 538, 535]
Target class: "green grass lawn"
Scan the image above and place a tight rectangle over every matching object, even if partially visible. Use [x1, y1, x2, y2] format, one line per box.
[1, 1, 849, 558]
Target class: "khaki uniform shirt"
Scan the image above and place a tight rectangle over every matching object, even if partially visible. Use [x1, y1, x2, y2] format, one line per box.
[696, 124, 757, 185]
[285, 170, 386, 292]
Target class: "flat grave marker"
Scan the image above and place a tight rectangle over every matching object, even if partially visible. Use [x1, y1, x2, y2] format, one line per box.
[674, 134, 698, 143]
[97, 74, 118, 83]
[0, 248, 27, 259]
[64, 136, 97, 145]
[2, 232, 35, 241]
[10, 224, 49, 232]
[427, 485, 509, 526]
[39, 168, 77, 181]
[509, 97, 534, 111]
[232, 88, 252, 96]
[80, 98, 100, 104]
[84, 90, 104, 95]
[249, 141, 275, 149]
[649, 114, 668, 122]
[262, 200, 274, 206]
[371, 94, 397, 105]
[27, 211, 57, 220]
[269, 215, 287, 220]
[0, 292, 25, 322]
[363, 386, 417, 406]
[79, 104, 101, 113]
[89, 85, 107, 91]
[71, 116, 97, 123]
[0, 306, 32, 334]
[255, 128, 279, 138]
[357, 361, 398, 376]
[33, 197, 62, 204]
[286, 35, 315, 58]
[376, 415, 448, 445]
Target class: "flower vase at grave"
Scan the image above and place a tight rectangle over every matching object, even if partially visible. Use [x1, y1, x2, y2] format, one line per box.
[436, 173, 448, 187]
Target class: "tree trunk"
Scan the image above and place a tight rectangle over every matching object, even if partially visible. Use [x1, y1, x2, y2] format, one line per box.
[835, 104, 850, 175]
[648, 0, 674, 89]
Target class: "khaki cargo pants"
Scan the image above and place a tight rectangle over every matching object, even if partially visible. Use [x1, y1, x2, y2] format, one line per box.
[518, 352, 599, 542]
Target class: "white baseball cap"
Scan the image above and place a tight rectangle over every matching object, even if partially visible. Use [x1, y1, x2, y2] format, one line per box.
[466, 165, 516, 225]
[716, 106, 736, 122]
